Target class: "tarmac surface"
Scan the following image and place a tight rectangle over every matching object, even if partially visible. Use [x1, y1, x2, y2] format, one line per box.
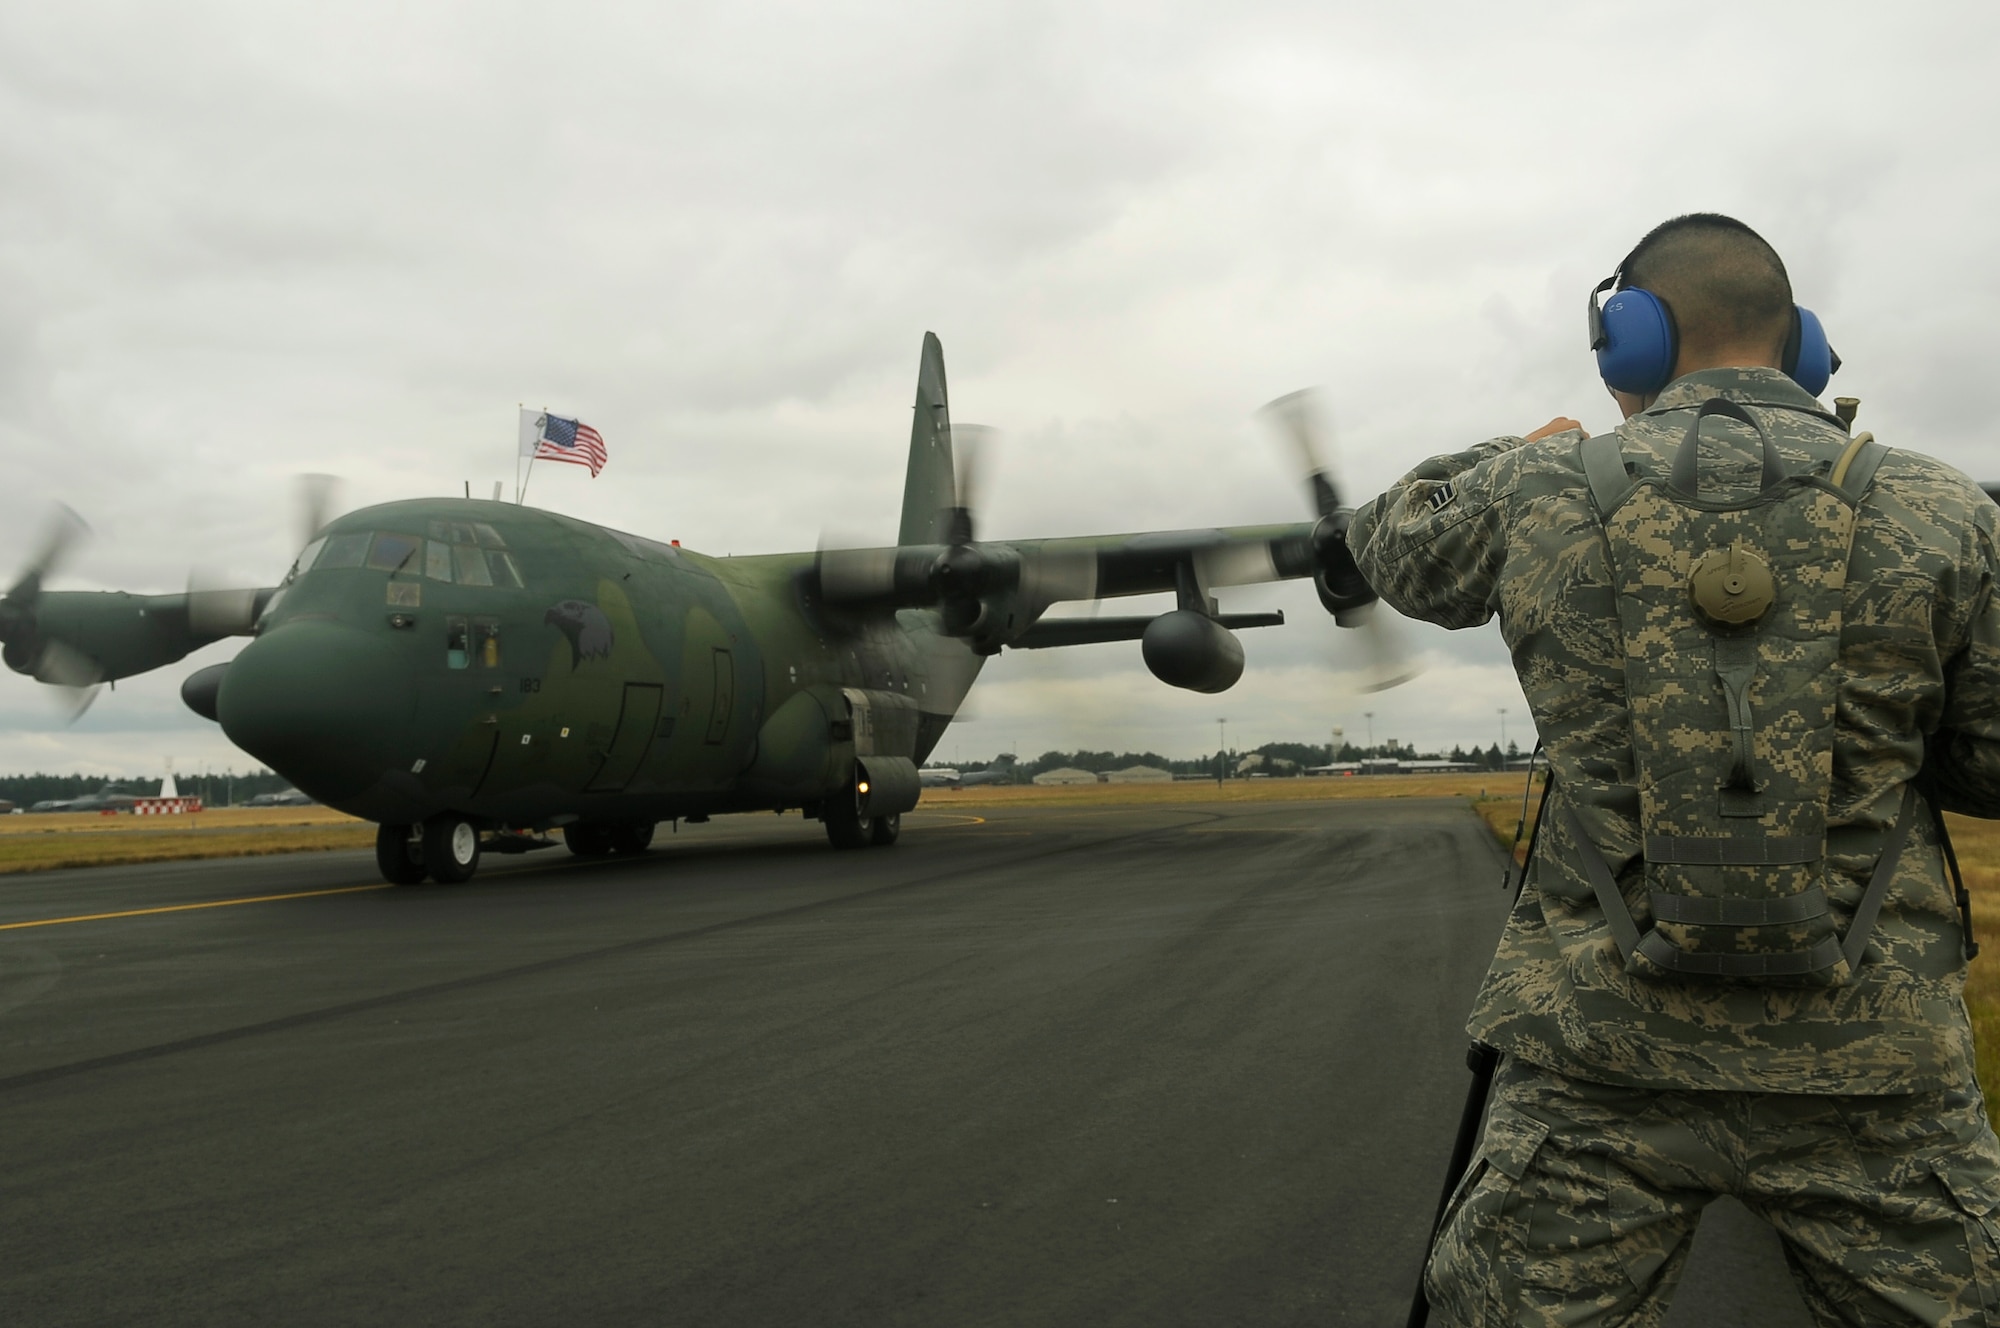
[0, 797, 1812, 1325]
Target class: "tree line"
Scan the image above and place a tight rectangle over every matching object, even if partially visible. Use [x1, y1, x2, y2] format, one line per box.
[0, 770, 298, 808]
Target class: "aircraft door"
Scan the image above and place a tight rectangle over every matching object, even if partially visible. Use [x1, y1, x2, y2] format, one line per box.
[447, 729, 500, 798]
[705, 648, 734, 745]
[587, 683, 665, 792]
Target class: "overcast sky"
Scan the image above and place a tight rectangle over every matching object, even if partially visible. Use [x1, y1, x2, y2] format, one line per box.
[1, 2, 1995, 778]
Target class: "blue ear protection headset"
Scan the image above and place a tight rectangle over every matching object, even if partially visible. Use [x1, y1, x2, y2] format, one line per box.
[1587, 273, 1840, 397]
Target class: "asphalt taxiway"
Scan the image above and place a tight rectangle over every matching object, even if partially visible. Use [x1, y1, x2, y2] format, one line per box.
[0, 797, 1809, 1325]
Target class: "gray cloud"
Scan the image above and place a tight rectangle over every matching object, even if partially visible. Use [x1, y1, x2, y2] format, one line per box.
[1, 2, 1994, 771]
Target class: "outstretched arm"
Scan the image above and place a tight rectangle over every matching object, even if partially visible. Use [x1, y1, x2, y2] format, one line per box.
[1346, 417, 1586, 631]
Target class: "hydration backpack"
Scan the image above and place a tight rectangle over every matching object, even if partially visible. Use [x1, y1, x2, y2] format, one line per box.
[1561, 398, 1912, 985]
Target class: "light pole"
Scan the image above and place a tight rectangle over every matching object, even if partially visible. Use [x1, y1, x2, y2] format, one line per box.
[1216, 718, 1228, 785]
[1365, 711, 1374, 752]
[1499, 707, 1508, 753]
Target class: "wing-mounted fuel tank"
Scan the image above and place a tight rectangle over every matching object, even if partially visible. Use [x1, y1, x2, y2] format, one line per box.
[1140, 609, 1244, 694]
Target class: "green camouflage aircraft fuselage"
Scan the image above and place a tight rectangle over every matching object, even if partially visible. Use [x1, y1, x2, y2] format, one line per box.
[214, 499, 982, 831]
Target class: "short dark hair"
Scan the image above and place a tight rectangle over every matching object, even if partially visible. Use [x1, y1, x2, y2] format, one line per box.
[1619, 214, 1794, 356]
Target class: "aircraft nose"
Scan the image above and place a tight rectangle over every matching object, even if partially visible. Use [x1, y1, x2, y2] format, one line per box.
[217, 621, 416, 804]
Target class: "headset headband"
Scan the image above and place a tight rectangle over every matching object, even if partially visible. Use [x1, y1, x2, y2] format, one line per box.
[1586, 274, 1619, 352]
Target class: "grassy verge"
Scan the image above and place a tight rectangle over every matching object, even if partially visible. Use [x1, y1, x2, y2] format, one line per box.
[919, 771, 1529, 809]
[0, 826, 377, 873]
[1941, 814, 2000, 1119]
[0, 806, 370, 873]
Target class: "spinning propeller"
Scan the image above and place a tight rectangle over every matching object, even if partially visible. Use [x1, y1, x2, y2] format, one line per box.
[188, 474, 342, 636]
[0, 475, 345, 723]
[1258, 389, 1422, 693]
[0, 505, 103, 719]
[816, 425, 1091, 651]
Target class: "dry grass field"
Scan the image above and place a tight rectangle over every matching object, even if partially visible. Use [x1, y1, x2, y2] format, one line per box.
[6, 775, 1995, 1115]
[1938, 815, 2000, 1110]
[0, 804, 370, 873]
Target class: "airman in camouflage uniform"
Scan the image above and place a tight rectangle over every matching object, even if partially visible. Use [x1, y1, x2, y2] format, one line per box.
[1348, 214, 2000, 1324]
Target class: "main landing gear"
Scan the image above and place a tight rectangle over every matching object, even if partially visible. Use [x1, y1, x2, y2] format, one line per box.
[373, 814, 482, 885]
[373, 817, 657, 883]
[823, 803, 900, 850]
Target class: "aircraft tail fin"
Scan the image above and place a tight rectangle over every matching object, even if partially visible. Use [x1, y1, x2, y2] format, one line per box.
[898, 332, 957, 547]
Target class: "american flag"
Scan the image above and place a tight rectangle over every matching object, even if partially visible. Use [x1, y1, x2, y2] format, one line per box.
[527, 411, 607, 477]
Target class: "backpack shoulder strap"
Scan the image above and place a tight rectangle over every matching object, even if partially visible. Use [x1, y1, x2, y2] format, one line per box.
[1841, 784, 1920, 972]
[1580, 433, 1636, 516]
[1830, 431, 1888, 502]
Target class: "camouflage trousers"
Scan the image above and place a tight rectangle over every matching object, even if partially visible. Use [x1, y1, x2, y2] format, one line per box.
[1424, 1057, 2000, 1326]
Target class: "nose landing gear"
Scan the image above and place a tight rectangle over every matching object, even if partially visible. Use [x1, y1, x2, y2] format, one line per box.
[373, 814, 483, 884]
[424, 815, 482, 884]
[375, 822, 427, 885]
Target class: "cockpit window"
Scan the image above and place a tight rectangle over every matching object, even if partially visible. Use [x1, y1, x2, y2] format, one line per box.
[366, 533, 422, 572]
[284, 538, 327, 586]
[306, 529, 521, 586]
[316, 532, 370, 570]
[474, 616, 501, 667]
[453, 544, 494, 586]
[487, 550, 524, 588]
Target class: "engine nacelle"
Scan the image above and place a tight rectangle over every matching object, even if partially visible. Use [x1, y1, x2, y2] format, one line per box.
[1141, 610, 1244, 693]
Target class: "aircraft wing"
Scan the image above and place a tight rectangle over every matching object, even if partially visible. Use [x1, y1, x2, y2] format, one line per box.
[1004, 521, 1318, 613]
[815, 519, 1341, 655]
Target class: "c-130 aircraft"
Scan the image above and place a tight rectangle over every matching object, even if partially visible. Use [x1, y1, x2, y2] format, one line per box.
[0, 335, 1391, 885]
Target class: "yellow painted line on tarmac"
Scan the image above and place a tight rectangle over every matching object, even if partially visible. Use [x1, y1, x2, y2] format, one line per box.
[904, 813, 987, 828]
[0, 883, 393, 932]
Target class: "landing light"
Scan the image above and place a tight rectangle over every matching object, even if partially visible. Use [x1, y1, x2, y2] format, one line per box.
[857, 781, 870, 794]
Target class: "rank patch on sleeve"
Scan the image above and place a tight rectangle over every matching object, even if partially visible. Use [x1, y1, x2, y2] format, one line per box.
[1424, 481, 1457, 514]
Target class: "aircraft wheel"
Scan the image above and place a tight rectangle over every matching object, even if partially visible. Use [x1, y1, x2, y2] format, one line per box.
[610, 822, 655, 855]
[563, 824, 616, 857]
[869, 812, 901, 847]
[423, 815, 482, 884]
[823, 803, 873, 850]
[375, 823, 428, 885]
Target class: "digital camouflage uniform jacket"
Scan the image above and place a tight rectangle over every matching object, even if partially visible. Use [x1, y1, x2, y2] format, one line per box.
[1348, 366, 2000, 1094]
